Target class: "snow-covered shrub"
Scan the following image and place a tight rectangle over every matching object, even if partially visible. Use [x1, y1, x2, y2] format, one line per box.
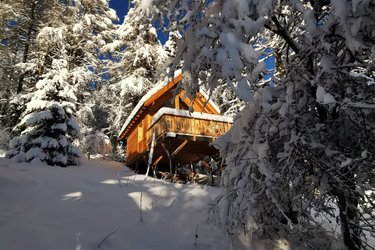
[0, 128, 10, 150]
[7, 101, 81, 166]
[81, 131, 112, 158]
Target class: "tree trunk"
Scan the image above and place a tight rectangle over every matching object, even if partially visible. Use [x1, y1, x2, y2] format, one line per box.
[17, 1, 37, 93]
[335, 172, 361, 250]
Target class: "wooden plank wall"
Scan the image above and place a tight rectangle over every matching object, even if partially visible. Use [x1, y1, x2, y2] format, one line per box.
[127, 127, 138, 163]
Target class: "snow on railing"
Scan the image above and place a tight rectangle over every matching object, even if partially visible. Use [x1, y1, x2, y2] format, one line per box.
[147, 107, 233, 145]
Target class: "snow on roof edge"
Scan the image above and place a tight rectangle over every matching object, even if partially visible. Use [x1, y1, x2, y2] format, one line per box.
[118, 69, 182, 139]
[150, 107, 233, 128]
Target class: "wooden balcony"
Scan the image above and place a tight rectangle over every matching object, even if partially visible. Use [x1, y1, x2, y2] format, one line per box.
[126, 108, 233, 169]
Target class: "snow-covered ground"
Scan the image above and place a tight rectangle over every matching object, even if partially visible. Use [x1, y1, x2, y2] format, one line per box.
[0, 157, 235, 250]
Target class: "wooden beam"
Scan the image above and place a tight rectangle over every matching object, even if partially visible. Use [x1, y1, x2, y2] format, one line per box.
[178, 90, 196, 112]
[145, 130, 156, 177]
[174, 95, 180, 109]
[171, 140, 188, 158]
[179, 89, 220, 115]
[152, 155, 163, 167]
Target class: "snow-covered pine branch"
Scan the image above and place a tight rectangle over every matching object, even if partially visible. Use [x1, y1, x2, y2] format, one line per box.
[143, 1, 375, 248]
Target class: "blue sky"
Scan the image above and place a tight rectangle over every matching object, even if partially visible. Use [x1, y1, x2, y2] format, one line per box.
[108, 0, 274, 80]
[109, 0, 169, 44]
[108, 0, 128, 23]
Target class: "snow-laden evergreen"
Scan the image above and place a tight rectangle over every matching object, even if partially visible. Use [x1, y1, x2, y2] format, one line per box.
[81, 131, 112, 159]
[0, 0, 59, 134]
[77, 99, 113, 158]
[64, 0, 117, 158]
[164, 30, 181, 59]
[7, 27, 80, 166]
[2, 0, 117, 163]
[209, 83, 244, 118]
[144, 1, 375, 248]
[101, 0, 168, 144]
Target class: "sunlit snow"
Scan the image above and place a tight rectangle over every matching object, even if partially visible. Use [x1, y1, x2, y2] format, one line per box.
[0, 158, 233, 250]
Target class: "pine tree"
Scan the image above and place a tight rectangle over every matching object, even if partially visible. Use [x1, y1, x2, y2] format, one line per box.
[101, 0, 168, 144]
[6, 0, 117, 166]
[164, 30, 181, 59]
[210, 84, 243, 117]
[60, 0, 117, 157]
[6, 27, 81, 166]
[0, 0, 60, 135]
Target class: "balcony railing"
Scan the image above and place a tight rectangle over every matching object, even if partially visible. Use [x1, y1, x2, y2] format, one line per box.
[146, 112, 232, 147]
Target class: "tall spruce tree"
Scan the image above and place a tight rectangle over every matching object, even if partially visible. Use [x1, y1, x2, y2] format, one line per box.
[6, 27, 81, 166]
[0, 0, 61, 138]
[61, 0, 117, 157]
[101, 0, 168, 145]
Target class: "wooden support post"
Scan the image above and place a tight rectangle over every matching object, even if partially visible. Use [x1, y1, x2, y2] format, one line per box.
[174, 95, 180, 109]
[145, 130, 156, 177]
[161, 142, 173, 174]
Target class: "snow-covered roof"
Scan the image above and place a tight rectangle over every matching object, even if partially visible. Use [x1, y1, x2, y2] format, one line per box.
[118, 70, 226, 140]
[150, 107, 233, 128]
[118, 70, 181, 138]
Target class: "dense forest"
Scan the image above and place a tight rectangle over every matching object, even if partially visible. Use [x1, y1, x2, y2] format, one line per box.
[1, 0, 375, 249]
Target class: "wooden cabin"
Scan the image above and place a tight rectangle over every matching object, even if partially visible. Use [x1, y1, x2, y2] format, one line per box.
[118, 73, 233, 175]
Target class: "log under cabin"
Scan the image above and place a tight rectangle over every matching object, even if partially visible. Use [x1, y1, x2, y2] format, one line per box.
[117, 73, 233, 175]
